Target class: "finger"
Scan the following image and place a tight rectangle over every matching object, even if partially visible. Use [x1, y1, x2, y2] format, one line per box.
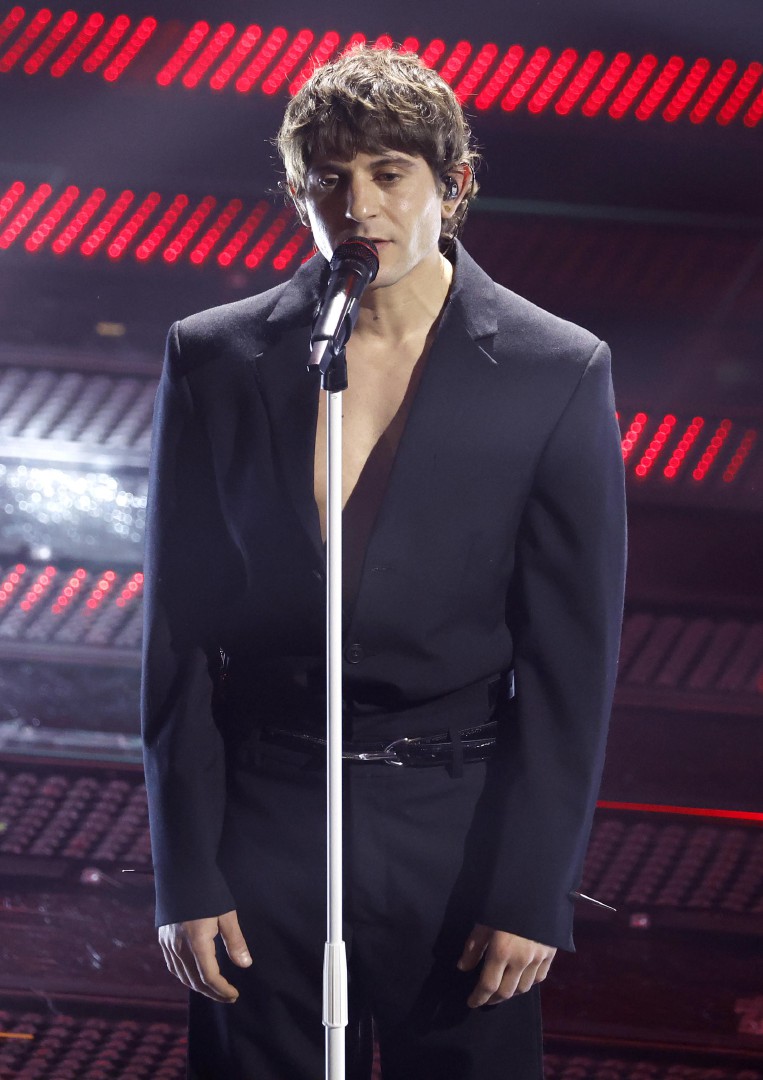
[468, 951, 522, 1008]
[535, 953, 554, 984]
[219, 910, 253, 969]
[456, 924, 491, 972]
[514, 959, 543, 997]
[186, 935, 240, 1002]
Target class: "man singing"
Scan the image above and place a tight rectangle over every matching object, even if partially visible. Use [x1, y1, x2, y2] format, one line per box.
[142, 44, 626, 1079]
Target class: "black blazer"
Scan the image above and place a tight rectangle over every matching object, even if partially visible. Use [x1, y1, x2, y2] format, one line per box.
[141, 241, 627, 950]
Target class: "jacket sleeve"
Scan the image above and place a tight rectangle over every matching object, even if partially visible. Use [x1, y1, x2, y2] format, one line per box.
[141, 322, 239, 928]
[480, 339, 626, 951]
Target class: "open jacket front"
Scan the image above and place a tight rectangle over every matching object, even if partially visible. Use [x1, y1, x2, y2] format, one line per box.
[141, 240, 627, 950]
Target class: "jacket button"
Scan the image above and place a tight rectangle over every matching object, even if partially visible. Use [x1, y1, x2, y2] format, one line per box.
[345, 643, 364, 664]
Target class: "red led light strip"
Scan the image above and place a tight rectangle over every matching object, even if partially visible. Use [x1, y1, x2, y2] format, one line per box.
[272, 227, 310, 270]
[81, 190, 135, 255]
[745, 85, 763, 127]
[0, 6, 51, 72]
[103, 16, 157, 83]
[235, 26, 288, 92]
[209, 25, 262, 90]
[51, 12, 103, 76]
[693, 419, 732, 481]
[0, 564, 27, 609]
[454, 43, 498, 102]
[597, 801, 763, 824]
[663, 58, 711, 121]
[244, 212, 289, 268]
[107, 191, 161, 259]
[620, 411, 648, 462]
[52, 187, 106, 252]
[115, 570, 144, 608]
[163, 196, 216, 263]
[0, 182, 51, 249]
[156, 20, 209, 86]
[289, 30, 340, 94]
[528, 48, 577, 114]
[23, 9, 78, 75]
[25, 184, 79, 251]
[20, 565, 57, 613]
[717, 61, 763, 124]
[634, 413, 677, 477]
[217, 200, 269, 266]
[723, 429, 757, 483]
[0, 180, 25, 226]
[51, 567, 87, 614]
[438, 40, 471, 86]
[0, 7, 25, 50]
[558, 51, 606, 115]
[190, 198, 243, 265]
[690, 60, 737, 123]
[262, 29, 313, 95]
[664, 417, 704, 478]
[84, 569, 116, 611]
[82, 14, 130, 74]
[182, 21, 235, 88]
[475, 46, 524, 110]
[609, 54, 659, 119]
[502, 46, 551, 111]
[635, 56, 684, 120]
[135, 194, 188, 260]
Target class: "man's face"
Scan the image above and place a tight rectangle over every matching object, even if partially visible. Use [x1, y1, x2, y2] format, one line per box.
[302, 149, 446, 290]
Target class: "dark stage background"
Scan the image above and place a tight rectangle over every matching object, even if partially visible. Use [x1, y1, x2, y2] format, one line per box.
[0, 1, 761, 1076]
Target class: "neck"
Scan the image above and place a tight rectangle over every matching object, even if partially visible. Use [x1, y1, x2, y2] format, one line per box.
[354, 248, 453, 345]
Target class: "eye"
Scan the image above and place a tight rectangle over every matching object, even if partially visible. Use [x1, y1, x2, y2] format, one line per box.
[316, 174, 339, 189]
[376, 172, 401, 184]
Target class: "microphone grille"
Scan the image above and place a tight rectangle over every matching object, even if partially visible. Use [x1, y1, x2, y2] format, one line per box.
[330, 237, 379, 281]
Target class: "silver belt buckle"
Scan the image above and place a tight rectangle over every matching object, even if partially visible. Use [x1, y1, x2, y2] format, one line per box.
[342, 735, 412, 765]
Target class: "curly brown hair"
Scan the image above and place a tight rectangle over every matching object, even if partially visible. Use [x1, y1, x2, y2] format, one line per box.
[276, 45, 480, 241]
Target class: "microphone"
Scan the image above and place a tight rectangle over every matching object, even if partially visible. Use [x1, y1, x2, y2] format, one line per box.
[309, 237, 379, 370]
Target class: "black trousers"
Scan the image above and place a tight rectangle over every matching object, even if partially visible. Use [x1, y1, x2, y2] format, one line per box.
[187, 738, 544, 1080]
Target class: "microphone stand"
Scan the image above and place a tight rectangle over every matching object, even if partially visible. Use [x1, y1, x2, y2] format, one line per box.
[318, 342, 348, 1080]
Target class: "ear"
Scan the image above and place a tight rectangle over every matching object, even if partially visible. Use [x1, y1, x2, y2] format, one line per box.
[441, 163, 472, 220]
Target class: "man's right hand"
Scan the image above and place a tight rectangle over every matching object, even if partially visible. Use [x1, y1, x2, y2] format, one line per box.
[158, 909, 252, 1003]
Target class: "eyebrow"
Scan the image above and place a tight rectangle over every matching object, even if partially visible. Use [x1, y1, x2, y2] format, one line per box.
[309, 154, 417, 172]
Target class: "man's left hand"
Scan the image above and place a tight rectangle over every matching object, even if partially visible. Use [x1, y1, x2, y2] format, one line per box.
[457, 924, 556, 1007]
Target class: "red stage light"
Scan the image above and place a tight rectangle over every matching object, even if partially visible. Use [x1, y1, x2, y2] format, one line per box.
[244, 212, 288, 269]
[135, 194, 188, 260]
[115, 570, 144, 608]
[597, 801, 763, 823]
[454, 43, 498, 102]
[690, 59, 737, 123]
[23, 9, 78, 75]
[163, 196, 216, 262]
[717, 61, 763, 124]
[84, 570, 115, 612]
[528, 48, 577, 113]
[50, 11, 102, 76]
[235, 26, 288, 92]
[0, 181, 25, 226]
[51, 570, 85, 614]
[262, 29, 313, 95]
[289, 30, 340, 94]
[52, 188, 106, 252]
[501, 47, 551, 111]
[419, 38, 446, 69]
[25, 185, 79, 251]
[663, 58, 711, 121]
[438, 40, 471, 86]
[0, 183, 52, 249]
[400, 37, 419, 53]
[663, 417, 704, 479]
[80, 190, 135, 256]
[217, 200, 269, 267]
[0, 6, 51, 71]
[340, 33, 366, 56]
[744, 83, 763, 127]
[209, 24, 262, 90]
[0, 7, 26, 51]
[635, 56, 684, 120]
[609, 54, 658, 119]
[20, 566, 58, 613]
[634, 413, 677, 477]
[723, 429, 756, 483]
[272, 227, 309, 270]
[190, 198, 242, 264]
[474, 45, 524, 110]
[620, 411, 648, 462]
[156, 20, 209, 86]
[373, 34, 394, 51]
[81, 14, 130, 74]
[579, 52, 628, 116]
[693, 419, 732, 481]
[0, 563, 27, 608]
[103, 15, 157, 82]
[181, 22, 235, 88]
[107, 191, 161, 259]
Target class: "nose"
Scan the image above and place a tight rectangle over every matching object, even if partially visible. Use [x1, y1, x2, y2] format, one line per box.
[345, 174, 377, 223]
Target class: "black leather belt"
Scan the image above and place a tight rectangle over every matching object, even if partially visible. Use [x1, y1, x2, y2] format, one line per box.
[259, 720, 499, 767]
